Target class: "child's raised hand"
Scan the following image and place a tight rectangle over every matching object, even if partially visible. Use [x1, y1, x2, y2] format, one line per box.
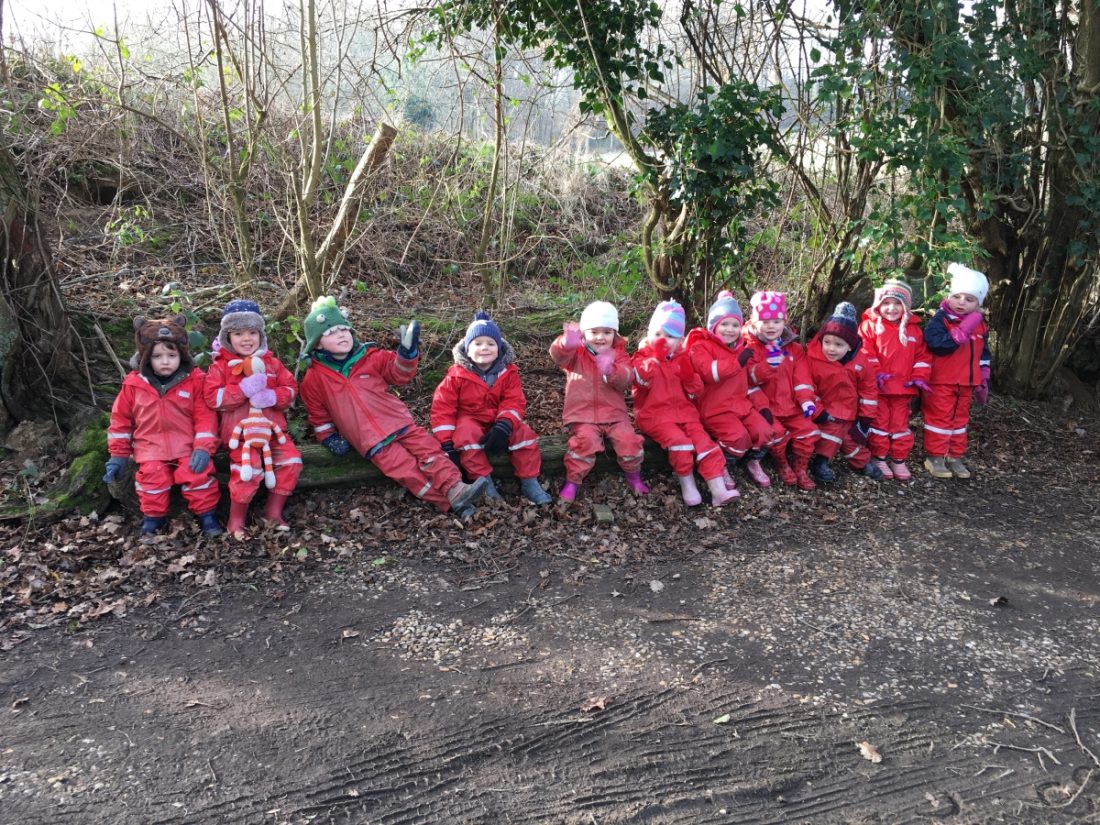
[595, 351, 616, 376]
[800, 401, 817, 418]
[562, 322, 582, 350]
[239, 373, 268, 397]
[651, 336, 669, 362]
[398, 320, 420, 359]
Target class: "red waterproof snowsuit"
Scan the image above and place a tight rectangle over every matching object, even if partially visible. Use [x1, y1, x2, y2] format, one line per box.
[805, 336, 878, 469]
[740, 329, 820, 460]
[684, 328, 773, 459]
[108, 368, 220, 517]
[549, 334, 643, 484]
[204, 347, 301, 503]
[300, 344, 464, 512]
[922, 306, 992, 458]
[431, 340, 542, 480]
[631, 340, 724, 480]
[858, 310, 931, 461]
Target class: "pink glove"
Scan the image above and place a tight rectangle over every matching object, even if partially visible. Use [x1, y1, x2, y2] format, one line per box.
[975, 365, 991, 405]
[595, 351, 616, 377]
[905, 379, 932, 393]
[562, 321, 582, 350]
[876, 372, 893, 392]
[949, 312, 983, 345]
[239, 373, 268, 397]
[250, 388, 277, 409]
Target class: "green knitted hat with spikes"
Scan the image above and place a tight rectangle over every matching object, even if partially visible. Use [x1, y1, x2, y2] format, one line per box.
[303, 296, 353, 354]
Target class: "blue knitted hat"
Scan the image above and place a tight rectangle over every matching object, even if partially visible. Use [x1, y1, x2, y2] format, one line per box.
[707, 290, 744, 332]
[463, 311, 502, 351]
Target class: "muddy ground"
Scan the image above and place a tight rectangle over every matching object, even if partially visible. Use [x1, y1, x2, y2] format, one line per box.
[2, 398, 1100, 824]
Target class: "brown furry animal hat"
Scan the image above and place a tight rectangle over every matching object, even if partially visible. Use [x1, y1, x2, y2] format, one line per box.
[131, 314, 193, 372]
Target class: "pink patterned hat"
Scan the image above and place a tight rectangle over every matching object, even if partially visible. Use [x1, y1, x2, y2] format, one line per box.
[750, 291, 787, 321]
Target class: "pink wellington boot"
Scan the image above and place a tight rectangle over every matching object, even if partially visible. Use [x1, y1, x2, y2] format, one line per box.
[745, 458, 771, 488]
[707, 475, 739, 507]
[559, 481, 579, 502]
[678, 474, 703, 506]
[624, 471, 649, 495]
[889, 460, 912, 481]
[722, 466, 738, 491]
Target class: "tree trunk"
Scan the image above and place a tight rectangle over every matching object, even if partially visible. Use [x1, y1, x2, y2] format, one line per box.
[0, 146, 96, 425]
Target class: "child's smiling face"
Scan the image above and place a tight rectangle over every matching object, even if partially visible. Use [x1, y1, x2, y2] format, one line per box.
[947, 292, 980, 316]
[229, 329, 261, 356]
[821, 333, 852, 362]
[583, 326, 615, 354]
[756, 318, 785, 342]
[879, 298, 904, 322]
[714, 317, 743, 345]
[150, 343, 181, 377]
[321, 328, 354, 355]
[468, 336, 499, 367]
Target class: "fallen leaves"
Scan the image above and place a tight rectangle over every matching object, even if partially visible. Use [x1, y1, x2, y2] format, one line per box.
[857, 740, 883, 763]
[580, 696, 608, 713]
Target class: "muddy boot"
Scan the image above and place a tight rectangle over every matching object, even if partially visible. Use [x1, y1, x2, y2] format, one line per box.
[810, 454, 835, 483]
[772, 450, 797, 486]
[519, 477, 552, 505]
[744, 451, 771, 488]
[623, 471, 649, 495]
[889, 460, 912, 481]
[793, 454, 816, 491]
[260, 493, 291, 531]
[945, 457, 971, 479]
[861, 461, 884, 480]
[678, 474, 703, 506]
[196, 511, 224, 537]
[448, 475, 491, 513]
[141, 515, 167, 535]
[559, 481, 580, 502]
[482, 475, 503, 499]
[924, 456, 953, 479]
[706, 475, 739, 506]
[871, 457, 893, 479]
[226, 500, 250, 539]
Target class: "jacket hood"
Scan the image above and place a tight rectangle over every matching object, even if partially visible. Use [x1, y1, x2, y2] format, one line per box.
[453, 337, 516, 381]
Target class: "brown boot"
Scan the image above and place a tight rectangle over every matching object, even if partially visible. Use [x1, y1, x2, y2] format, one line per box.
[226, 500, 250, 539]
[260, 493, 291, 531]
[793, 454, 816, 491]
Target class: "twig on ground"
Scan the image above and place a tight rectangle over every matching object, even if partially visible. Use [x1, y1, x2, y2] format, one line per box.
[990, 741, 1061, 770]
[692, 657, 728, 674]
[1050, 768, 1094, 809]
[1069, 707, 1100, 767]
[795, 616, 839, 635]
[962, 704, 1066, 734]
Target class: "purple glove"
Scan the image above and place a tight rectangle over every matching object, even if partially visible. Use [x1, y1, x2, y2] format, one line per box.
[876, 372, 893, 392]
[975, 365, 991, 405]
[595, 351, 615, 377]
[239, 373, 267, 397]
[250, 388, 277, 409]
[765, 343, 784, 368]
[949, 312, 983, 345]
[905, 379, 932, 393]
[562, 322, 582, 350]
[801, 401, 816, 418]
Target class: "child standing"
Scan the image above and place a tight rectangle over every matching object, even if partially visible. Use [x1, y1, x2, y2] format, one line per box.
[549, 301, 647, 501]
[632, 301, 738, 507]
[299, 297, 490, 517]
[858, 279, 932, 480]
[684, 291, 775, 488]
[431, 311, 552, 505]
[104, 315, 222, 536]
[741, 291, 820, 490]
[922, 263, 992, 479]
[805, 302, 882, 481]
[204, 299, 302, 537]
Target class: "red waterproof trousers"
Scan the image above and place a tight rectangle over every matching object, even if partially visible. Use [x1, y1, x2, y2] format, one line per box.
[563, 421, 644, 484]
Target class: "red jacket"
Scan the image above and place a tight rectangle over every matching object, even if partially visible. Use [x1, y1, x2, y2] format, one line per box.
[108, 368, 218, 463]
[806, 336, 879, 422]
[923, 307, 992, 386]
[740, 329, 816, 418]
[431, 340, 528, 441]
[549, 335, 633, 425]
[858, 311, 931, 396]
[300, 345, 419, 453]
[631, 340, 704, 430]
[204, 347, 298, 446]
[683, 327, 756, 418]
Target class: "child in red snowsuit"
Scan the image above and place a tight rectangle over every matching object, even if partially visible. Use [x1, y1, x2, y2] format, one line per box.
[104, 315, 222, 536]
[204, 299, 301, 537]
[549, 300, 647, 502]
[632, 301, 738, 507]
[922, 263, 992, 480]
[299, 297, 489, 518]
[857, 279, 931, 480]
[804, 302, 882, 482]
[741, 291, 821, 490]
[684, 290, 774, 489]
[432, 311, 552, 505]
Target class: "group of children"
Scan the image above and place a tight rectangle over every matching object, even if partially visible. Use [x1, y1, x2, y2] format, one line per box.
[105, 261, 992, 534]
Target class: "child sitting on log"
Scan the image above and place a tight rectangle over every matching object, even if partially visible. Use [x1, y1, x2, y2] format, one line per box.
[299, 296, 490, 518]
[431, 311, 552, 505]
[549, 300, 647, 502]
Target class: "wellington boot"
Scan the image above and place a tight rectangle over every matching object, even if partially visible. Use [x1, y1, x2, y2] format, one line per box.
[196, 511, 224, 537]
[678, 474, 702, 506]
[924, 456, 953, 479]
[793, 455, 816, 491]
[226, 500, 250, 539]
[945, 457, 971, 479]
[745, 459, 771, 488]
[706, 476, 739, 507]
[141, 515, 167, 535]
[772, 451, 797, 486]
[559, 481, 579, 502]
[623, 471, 649, 495]
[260, 493, 291, 531]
